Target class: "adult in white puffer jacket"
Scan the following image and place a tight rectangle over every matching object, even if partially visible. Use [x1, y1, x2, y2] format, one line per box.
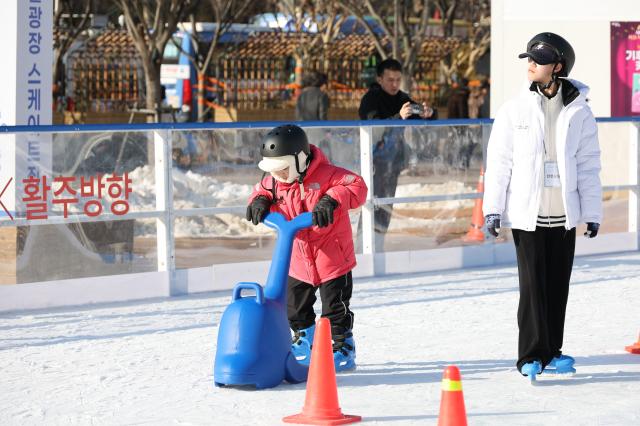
[482, 32, 602, 381]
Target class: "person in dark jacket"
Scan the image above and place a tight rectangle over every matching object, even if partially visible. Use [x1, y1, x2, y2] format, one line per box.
[358, 58, 437, 249]
[446, 78, 470, 119]
[296, 71, 329, 121]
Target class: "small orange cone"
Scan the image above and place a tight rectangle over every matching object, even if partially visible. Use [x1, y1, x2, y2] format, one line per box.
[462, 168, 485, 243]
[625, 332, 640, 354]
[437, 366, 468, 426]
[283, 318, 361, 425]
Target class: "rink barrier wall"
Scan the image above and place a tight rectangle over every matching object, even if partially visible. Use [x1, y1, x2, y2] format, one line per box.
[0, 118, 638, 312]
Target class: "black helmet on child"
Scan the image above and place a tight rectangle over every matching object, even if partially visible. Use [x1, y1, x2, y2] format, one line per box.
[260, 124, 310, 158]
[518, 32, 575, 77]
[258, 124, 311, 181]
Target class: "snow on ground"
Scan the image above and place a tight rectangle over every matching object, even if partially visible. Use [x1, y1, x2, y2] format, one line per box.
[1, 252, 639, 425]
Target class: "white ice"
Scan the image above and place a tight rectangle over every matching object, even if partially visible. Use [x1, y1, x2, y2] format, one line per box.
[1, 251, 639, 425]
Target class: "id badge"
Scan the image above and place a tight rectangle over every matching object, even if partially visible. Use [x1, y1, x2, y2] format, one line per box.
[544, 161, 561, 187]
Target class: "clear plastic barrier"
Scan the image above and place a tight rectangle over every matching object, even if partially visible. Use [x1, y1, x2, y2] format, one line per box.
[0, 120, 636, 285]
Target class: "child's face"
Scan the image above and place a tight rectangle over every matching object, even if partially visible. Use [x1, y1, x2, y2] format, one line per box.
[271, 166, 291, 182]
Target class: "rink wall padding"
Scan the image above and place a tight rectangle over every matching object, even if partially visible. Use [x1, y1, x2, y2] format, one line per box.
[0, 271, 169, 312]
[0, 232, 636, 313]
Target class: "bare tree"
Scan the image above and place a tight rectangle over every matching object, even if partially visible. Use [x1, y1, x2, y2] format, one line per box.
[53, 0, 94, 104]
[272, 0, 345, 93]
[438, 0, 490, 83]
[174, 0, 254, 121]
[339, 0, 431, 91]
[113, 0, 198, 120]
[434, 0, 457, 37]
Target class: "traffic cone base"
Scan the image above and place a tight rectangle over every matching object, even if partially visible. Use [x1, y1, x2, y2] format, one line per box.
[625, 333, 640, 354]
[463, 168, 485, 243]
[283, 413, 362, 425]
[283, 318, 361, 425]
[437, 366, 468, 426]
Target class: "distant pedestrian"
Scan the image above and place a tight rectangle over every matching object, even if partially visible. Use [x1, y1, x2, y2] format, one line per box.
[296, 71, 329, 121]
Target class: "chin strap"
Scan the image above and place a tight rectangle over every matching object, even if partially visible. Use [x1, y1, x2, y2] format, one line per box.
[537, 63, 561, 97]
[293, 151, 312, 199]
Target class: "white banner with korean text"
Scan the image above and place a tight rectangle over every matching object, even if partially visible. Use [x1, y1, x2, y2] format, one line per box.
[0, 0, 52, 219]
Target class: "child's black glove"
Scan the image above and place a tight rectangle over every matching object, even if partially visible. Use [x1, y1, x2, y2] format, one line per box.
[312, 195, 339, 228]
[246, 196, 271, 225]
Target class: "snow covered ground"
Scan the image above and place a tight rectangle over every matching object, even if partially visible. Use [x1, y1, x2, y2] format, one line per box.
[1, 251, 639, 425]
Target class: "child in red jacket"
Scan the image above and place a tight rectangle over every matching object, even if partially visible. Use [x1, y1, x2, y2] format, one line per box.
[246, 124, 368, 371]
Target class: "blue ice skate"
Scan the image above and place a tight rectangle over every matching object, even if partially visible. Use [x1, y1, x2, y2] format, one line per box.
[292, 324, 315, 366]
[543, 355, 576, 375]
[521, 360, 542, 383]
[333, 329, 356, 372]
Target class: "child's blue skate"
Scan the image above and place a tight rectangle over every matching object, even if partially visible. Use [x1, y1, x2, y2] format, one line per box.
[521, 360, 542, 384]
[543, 355, 576, 375]
[292, 324, 315, 366]
[333, 329, 356, 372]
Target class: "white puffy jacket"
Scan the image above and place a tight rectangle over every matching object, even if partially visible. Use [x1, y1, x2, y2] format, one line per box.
[483, 79, 602, 231]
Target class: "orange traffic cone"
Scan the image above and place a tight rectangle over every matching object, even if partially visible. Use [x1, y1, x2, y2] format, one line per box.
[283, 318, 361, 425]
[437, 366, 468, 426]
[462, 168, 485, 243]
[625, 332, 640, 354]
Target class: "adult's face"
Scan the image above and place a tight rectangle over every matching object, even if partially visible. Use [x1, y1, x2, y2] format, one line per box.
[527, 58, 562, 85]
[377, 69, 402, 96]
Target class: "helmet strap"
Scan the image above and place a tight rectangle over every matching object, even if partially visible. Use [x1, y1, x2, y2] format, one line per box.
[537, 66, 560, 98]
[294, 151, 312, 199]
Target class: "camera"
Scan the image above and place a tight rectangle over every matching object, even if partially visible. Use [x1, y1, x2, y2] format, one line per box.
[409, 103, 424, 115]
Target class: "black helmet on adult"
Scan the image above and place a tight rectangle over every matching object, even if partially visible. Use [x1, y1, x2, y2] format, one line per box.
[260, 124, 310, 158]
[518, 32, 575, 77]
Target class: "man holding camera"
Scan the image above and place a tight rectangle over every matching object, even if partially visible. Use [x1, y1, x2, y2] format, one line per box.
[358, 58, 437, 249]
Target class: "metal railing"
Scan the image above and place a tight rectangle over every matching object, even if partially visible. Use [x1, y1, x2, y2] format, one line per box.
[0, 117, 638, 294]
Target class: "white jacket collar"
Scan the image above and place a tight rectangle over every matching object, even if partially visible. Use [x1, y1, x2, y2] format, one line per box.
[520, 78, 590, 107]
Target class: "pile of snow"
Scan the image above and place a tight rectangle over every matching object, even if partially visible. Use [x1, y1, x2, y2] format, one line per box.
[124, 166, 476, 238]
[394, 181, 475, 210]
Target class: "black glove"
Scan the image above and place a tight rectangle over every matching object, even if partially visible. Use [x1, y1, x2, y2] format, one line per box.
[584, 222, 599, 238]
[246, 196, 271, 225]
[312, 195, 339, 228]
[485, 214, 501, 237]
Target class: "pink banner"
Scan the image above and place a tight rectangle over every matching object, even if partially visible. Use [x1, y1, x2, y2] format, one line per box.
[611, 22, 640, 117]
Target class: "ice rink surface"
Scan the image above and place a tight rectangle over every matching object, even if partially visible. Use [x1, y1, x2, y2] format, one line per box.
[1, 252, 639, 425]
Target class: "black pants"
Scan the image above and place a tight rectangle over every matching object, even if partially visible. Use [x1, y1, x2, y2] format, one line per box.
[373, 163, 401, 235]
[512, 227, 576, 371]
[287, 271, 354, 333]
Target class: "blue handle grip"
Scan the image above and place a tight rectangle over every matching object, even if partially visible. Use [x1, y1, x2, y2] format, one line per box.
[232, 282, 264, 305]
[263, 212, 313, 233]
[260, 212, 314, 305]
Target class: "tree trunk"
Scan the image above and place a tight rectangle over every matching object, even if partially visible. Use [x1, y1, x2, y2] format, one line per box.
[402, 59, 415, 93]
[144, 64, 162, 122]
[52, 49, 65, 107]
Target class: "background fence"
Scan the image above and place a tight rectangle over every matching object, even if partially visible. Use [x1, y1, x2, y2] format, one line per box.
[0, 118, 638, 311]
